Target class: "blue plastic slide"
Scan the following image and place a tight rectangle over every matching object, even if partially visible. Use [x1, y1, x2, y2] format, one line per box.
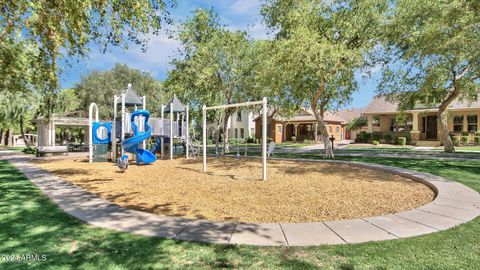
[122, 110, 157, 165]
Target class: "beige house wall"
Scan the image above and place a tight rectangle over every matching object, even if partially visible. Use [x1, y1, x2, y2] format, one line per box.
[367, 109, 480, 144]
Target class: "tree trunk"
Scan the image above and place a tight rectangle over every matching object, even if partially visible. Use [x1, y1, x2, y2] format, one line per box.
[438, 65, 471, 152]
[438, 107, 454, 152]
[311, 83, 334, 158]
[313, 112, 334, 158]
[6, 128, 13, 147]
[0, 129, 4, 146]
[437, 85, 462, 153]
[19, 115, 32, 149]
[214, 122, 221, 156]
[222, 111, 232, 153]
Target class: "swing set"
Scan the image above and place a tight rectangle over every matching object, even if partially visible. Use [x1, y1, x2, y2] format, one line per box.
[202, 97, 268, 180]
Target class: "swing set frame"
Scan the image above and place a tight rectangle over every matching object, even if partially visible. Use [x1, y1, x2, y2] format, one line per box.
[202, 97, 268, 180]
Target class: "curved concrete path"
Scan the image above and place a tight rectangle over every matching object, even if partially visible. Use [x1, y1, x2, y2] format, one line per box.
[1, 150, 479, 246]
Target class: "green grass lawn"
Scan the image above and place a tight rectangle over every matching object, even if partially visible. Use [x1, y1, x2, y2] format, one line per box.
[452, 146, 480, 151]
[1, 155, 480, 269]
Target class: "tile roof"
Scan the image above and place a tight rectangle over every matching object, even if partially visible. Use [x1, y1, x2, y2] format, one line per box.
[331, 108, 364, 122]
[266, 108, 364, 124]
[364, 96, 399, 114]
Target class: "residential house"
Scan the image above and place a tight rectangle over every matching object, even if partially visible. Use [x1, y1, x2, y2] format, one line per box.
[363, 97, 480, 146]
[253, 109, 358, 144]
[206, 109, 256, 140]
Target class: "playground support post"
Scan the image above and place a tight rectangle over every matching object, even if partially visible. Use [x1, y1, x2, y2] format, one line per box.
[262, 97, 267, 180]
[160, 105, 165, 159]
[121, 94, 126, 157]
[170, 102, 173, 160]
[88, 103, 99, 163]
[186, 105, 189, 159]
[142, 95, 146, 150]
[112, 96, 118, 160]
[202, 105, 207, 172]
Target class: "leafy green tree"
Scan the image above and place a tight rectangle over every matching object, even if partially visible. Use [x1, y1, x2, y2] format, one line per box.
[1, 0, 173, 116]
[347, 117, 368, 130]
[55, 89, 81, 113]
[165, 9, 255, 153]
[0, 91, 38, 148]
[261, 0, 386, 157]
[378, 0, 480, 152]
[74, 64, 165, 119]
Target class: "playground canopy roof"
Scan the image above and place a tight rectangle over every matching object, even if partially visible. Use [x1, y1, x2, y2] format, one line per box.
[164, 95, 186, 113]
[117, 86, 144, 106]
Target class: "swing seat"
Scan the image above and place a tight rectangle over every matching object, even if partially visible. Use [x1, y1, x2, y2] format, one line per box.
[267, 142, 276, 157]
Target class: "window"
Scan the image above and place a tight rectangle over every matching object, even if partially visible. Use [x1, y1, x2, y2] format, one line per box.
[390, 119, 397, 132]
[277, 125, 282, 134]
[234, 128, 239, 138]
[329, 126, 333, 133]
[237, 111, 242, 122]
[251, 128, 255, 136]
[336, 126, 340, 133]
[453, 115, 463, 132]
[467, 115, 477, 132]
[240, 128, 245, 138]
[373, 116, 380, 127]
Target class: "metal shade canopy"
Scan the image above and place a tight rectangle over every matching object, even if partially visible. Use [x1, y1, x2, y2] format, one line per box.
[164, 94, 186, 113]
[116, 85, 144, 106]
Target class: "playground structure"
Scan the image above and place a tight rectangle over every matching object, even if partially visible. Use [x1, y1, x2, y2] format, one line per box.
[203, 97, 268, 180]
[88, 83, 193, 165]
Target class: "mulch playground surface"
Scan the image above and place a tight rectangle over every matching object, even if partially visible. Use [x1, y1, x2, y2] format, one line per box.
[34, 157, 435, 223]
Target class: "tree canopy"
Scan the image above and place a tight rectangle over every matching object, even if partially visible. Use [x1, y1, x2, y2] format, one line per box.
[165, 9, 256, 152]
[1, 0, 174, 116]
[73, 64, 165, 119]
[378, 0, 480, 152]
[260, 0, 387, 157]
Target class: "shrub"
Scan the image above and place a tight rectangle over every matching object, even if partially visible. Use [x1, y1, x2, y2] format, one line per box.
[372, 140, 379, 145]
[397, 136, 406, 146]
[267, 137, 273, 143]
[474, 136, 480, 146]
[461, 136, 470, 146]
[291, 136, 296, 142]
[229, 138, 246, 145]
[384, 134, 392, 144]
[452, 136, 460, 146]
[246, 137, 256, 143]
[355, 132, 371, 143]
[372, 133, 381, 141]
[405, 134, 412, 145]
[303, 139, 312, 144]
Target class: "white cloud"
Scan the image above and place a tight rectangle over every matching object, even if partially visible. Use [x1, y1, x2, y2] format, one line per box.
[74, 30, 181, 80]
[229, 0, 261, 14]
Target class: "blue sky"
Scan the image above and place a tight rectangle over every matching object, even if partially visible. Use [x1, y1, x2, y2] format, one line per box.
[59, 0, 378, 109]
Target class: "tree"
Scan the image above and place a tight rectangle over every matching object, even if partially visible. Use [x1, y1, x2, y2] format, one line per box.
[0, 91, 38, 148]
[165, 9, 255, 153]
[261, 0, 386, 157]
[55, 89, 81, 113]
[74, 64, 165, 119]
[1, 0, 173, 116]
[378, 0, 480, 152]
